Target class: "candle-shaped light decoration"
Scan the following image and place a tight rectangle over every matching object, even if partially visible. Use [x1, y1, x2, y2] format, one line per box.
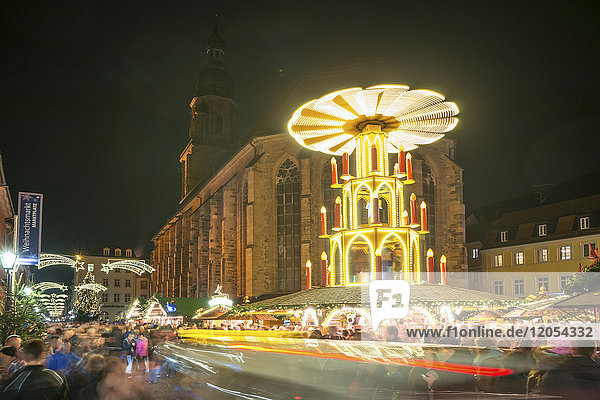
[426, 248, 434, 283]
[410, 193, 418, 226]
[342, 152, 349, 177]
[406, 153, 413, 180]
[372, 197, 380, 224]
[320, 206, 327, 236]
[334, 197, 342, 229]
[305, 260, 312, 290]
[440, 255, 447, 285]
[371, 145, 378, 172]
[321, 252, 328, 287]
[398, 146, 406, 174]
[375, 250, 383, 280]
[420, 201, 428, 232]
[394, 163, 400, 176]
[402, 210, 409, 226]
[330, 157, 338, 186]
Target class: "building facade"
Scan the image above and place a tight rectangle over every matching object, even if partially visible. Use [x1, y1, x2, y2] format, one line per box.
[74, 247, 151, 320]
[0, 151, 15, 309]
[150, 27, 466, 300]
[471, 194, 600, 296]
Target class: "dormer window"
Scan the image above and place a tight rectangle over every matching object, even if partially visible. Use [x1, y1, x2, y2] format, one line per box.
[500, 231, 508, 242]
[103, 248, 109, 256]
[115, 248, 121, 257]
[580, 216, 590, 230]
[125, 249, 133, 257]
[538, 224, 547, 237]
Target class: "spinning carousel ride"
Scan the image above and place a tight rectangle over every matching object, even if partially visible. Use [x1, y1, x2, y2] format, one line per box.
[287, 85, 459, 285]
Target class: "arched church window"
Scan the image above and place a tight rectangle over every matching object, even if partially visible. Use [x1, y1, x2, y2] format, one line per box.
[422, 162, 436, 251]
[276, 159, 301, 291]
[216, 115, 223, 135]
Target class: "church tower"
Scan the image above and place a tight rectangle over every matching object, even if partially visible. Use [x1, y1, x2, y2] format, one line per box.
[180, 17, 237, 198]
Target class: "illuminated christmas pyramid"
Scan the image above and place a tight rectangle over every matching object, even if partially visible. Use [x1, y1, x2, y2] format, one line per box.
[287, 85, 459, 286]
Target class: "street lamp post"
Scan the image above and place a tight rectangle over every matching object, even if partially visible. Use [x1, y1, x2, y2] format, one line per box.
[1, 251, 18, 311]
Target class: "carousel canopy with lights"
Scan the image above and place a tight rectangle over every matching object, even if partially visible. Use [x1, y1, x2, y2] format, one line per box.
[287, 85, 459, 286]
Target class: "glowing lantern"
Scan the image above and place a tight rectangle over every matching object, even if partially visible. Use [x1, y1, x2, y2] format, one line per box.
[410, 193, 418, 227]
[440, 255, 447, 285]
[420, 201, 429, 233]
[321, 252, 328, 286]
[333, 197, 342, 230]
[398, 146, 406, 175]
[406, 153, 414, 182]
[427, 248, 434, 283]
[305, 260, 312, 290]
[330, 157, 339, 187]
[320, 206, 327, 237]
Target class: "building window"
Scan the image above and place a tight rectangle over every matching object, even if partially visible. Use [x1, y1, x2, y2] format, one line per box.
[124, 293, 131, 303]
[114, 293, 120, 303]
[115, 248, 121, 256]
[101, 293, 108, 302]
[537, 276, 549, 293]
[493, 280, 504, 295]
[536, 248, 548, 263]
[559, 275, 570, 292]
[114, 279, 120, 287]
[559, 245, 571, 260]
[103, 248, 110, 256]
[140, 280, 148, 290]
[472, 248, 479, 259]
[538, 224, 547, 237]
[583, 242, 597, 257]
[513, 278, 525, 295]
[579, 216, 590, 230]
[102, 278, 109, 287]
[276, 159, 301, 292]
[422, 163, 436, 252]
[513, 251, 524, 265]
[125, 249, 133, 257]
[500, 231, 508, 242]
[492, 254, 503, 268]
[125, 279, 131, 287]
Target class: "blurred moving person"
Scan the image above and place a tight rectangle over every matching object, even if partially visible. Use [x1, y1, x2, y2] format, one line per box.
[1, 339, 69, 400]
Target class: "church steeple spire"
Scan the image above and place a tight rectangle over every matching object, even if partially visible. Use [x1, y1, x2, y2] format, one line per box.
[206, 14, 225, 66]
[195, 14, 234, 98]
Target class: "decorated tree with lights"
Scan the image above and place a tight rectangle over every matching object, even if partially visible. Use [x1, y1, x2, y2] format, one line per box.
[0, 284, 47, 343]
[73, 271, 101, 320]
[564, 247, 600, 294]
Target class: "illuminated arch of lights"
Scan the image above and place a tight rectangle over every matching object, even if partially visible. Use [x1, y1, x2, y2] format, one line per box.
[101, 260, 154, 275]
[321, 307, 371, 328]
[39, 254, 84, 271]
[39, 293, 69, 317]
[31, 282, 68, 292]
[74, 283, 107, 292]
[301, 307, 319, 327]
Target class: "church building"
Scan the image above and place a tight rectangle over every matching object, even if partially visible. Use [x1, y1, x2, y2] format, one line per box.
[150, 23, 466, 300]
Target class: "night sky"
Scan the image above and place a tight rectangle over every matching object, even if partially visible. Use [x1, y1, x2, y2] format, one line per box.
[1, 2, 599, 256]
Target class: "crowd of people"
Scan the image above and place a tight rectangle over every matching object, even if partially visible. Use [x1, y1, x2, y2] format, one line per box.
[0, 322, 176, 400]
[0, 321, 599, 399]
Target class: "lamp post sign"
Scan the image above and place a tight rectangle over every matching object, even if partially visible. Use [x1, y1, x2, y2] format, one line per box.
[17, 192, 43, 265]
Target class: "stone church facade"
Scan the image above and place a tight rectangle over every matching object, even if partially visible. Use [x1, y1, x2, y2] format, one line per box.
[150, 26, 466, 300]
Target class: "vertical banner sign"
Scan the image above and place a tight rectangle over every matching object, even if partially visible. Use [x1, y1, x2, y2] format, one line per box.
[17, 192, 43, 265]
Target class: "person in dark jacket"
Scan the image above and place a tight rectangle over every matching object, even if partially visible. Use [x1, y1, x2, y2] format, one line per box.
[122, 333, 136, 374]
[1, 339, 69, 400]
[538, 345, 600, 398]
